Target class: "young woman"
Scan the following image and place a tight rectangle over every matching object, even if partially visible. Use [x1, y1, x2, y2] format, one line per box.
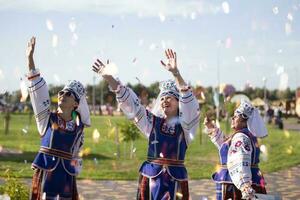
[204, 101, 267, 200]
[92, 49, 200, 200]
[26, 37, 90, 199]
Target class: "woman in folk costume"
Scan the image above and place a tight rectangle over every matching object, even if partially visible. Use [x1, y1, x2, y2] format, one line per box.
[26, 37, 91, 200]
[92, 49, 200, 200]
[204, 101, 267, 200]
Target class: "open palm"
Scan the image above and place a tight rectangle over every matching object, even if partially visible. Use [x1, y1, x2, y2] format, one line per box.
[160, 49, 178, 73]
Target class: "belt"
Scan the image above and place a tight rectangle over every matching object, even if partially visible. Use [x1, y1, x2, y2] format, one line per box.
[220, 164, 259, 169]
[39, 147, 73, 160]
[147, 157, 184, 167]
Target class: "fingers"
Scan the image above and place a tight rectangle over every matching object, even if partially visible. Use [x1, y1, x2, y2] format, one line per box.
[160, 60, 166, 67]
[92, 58, 107, 74]
[164, 49, 176, 59]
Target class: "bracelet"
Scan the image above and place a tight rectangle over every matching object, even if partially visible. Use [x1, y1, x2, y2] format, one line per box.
[27, 68, 40, 80]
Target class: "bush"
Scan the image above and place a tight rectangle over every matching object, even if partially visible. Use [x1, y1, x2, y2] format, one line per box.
[0, 169, 29, 200]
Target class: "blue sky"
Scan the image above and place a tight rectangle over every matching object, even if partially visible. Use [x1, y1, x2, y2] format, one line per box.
[0, 0, 299, 93]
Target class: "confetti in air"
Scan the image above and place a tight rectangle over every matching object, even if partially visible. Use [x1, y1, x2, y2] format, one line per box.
[92, 129, 100, 143]
[53, 74, 60, 83]
[260, 144, 268, 161]
[222, 1, 230, 14]
[46, 19, 53, 31]
[284, 130, 290, 138]
[279, 72, 289, 91]
[287, 13, 293, 21]
[272, 6, 279, 15]
[159, 152, 164, 158]
[285, 23, 292, 35]
[69, 20, 77, 32]
[159, 12, 166, 22]
[149, 43, 157, 51]
[52, 34, 58, 47]
[225, 37, 232, 48]
[190, 12, 197, 20]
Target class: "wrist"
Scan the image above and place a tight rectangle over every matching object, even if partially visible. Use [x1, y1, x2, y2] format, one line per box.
[172, 70, 180, 77]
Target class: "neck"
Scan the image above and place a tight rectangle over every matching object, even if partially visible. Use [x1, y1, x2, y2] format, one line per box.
[164, 114, 177, 123]
[57, 107, 73, 121]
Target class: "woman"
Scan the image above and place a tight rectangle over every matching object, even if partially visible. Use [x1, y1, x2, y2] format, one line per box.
[204, 101, 267, 200]
[26, 37, 90, 199]
[92, 49, 200, 200]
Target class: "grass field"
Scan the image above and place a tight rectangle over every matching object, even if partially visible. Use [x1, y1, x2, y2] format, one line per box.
[1, 113, 300, 180]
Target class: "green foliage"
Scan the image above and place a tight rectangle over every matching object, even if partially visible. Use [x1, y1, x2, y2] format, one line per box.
[118, 120, 141, 142]
[0, 169, 29, 200]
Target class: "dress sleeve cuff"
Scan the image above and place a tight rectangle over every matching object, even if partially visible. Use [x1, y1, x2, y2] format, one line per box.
[27, 68, 40, 80]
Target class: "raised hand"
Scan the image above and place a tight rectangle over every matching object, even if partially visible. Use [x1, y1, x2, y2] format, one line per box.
[26, 37, 35, 58]
[92, 59, 119, 90]
[26, 36, 36, 70]
[160, 49, 178, 74]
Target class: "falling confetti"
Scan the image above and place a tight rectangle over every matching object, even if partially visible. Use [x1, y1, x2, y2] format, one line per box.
[0, 69, 4, 80]
[158, 12, 166, 22]
[53, 74, 60, 83]
[132, 57, 137, 63]
[138, 39, 144, 46]
[190, 12, 197, 20]
[285, 22, 292, 35]
[284, 130, 290, 138]
[272, 6, 279, 15]
[222, 1, 230, 14]
[94, 157, 98, 165]
[132, 147, 136, 153]
[278, 72, 289, 90]
[69, 21, 76, 32]
[92, 129, 100, 143]
[22, 128, 28, 134]
[159, 152, 164, 158]
[260, 144, 268, 161]
[286, 145, 293, 154]
[149, 43, 157, 51]
[176, 192, 183, 198]
[287, 13, 293, 21]
[46, 19, 54, 31]
[225, 37, 232, 48]
[52, 34, 58, 47]
[189, 133, 194, 140]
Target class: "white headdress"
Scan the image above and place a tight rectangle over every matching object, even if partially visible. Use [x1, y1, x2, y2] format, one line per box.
[235, 100, 267, 138]
[62, 80, 91, 127]
[151, 80, 179, 117]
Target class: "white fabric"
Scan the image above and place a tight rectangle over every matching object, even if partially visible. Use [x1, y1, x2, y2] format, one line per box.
[227, 132, 253, 190]
[247, 108, 268, 138]
[28, 76, 51, 136]
[76, 95, 91, 126]
[236, 100, 268, 138]
[114, 82, 200, 144]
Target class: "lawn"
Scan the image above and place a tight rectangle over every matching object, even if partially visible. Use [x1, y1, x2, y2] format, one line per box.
[1, 113, 300, 180]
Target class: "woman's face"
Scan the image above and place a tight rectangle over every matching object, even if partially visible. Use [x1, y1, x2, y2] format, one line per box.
[57, 90, 78, 111]
[231, 113, 247, 131]
[160, 95, 179, 118]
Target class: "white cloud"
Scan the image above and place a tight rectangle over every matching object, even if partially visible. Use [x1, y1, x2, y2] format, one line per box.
[0, 0, 219, 17]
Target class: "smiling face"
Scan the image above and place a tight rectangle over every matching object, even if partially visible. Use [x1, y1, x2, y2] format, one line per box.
[57, 90, 78, 112]
[160, 95, 179, 118]
[231, 113, 247, 131]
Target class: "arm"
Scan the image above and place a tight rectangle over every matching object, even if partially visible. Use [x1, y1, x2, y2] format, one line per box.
[227, 133, 254, 198]
[92, 59, 154, 138]
[204, 117, 225, 149]
[26, 37, 51, 136]
[160, 49, 200, 144]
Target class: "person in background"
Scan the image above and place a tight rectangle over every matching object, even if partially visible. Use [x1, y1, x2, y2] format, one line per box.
[204, 101, 267, 200]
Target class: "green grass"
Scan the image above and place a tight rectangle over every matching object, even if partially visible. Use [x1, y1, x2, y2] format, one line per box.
[1, 114, 300, 180]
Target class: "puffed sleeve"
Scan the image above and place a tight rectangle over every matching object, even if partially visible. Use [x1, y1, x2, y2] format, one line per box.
[114, 83, 154, 138]
[227, 132, 253, 190]
[179, 87, 200, 145]
[27, 70, 51, 136]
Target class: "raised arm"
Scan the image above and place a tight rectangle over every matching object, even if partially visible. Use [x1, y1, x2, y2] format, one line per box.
[26, 37, 51, 136]
[161, 49, 200, 144]
[92, 59, 154, 138]
[204, 117, 225, 149]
